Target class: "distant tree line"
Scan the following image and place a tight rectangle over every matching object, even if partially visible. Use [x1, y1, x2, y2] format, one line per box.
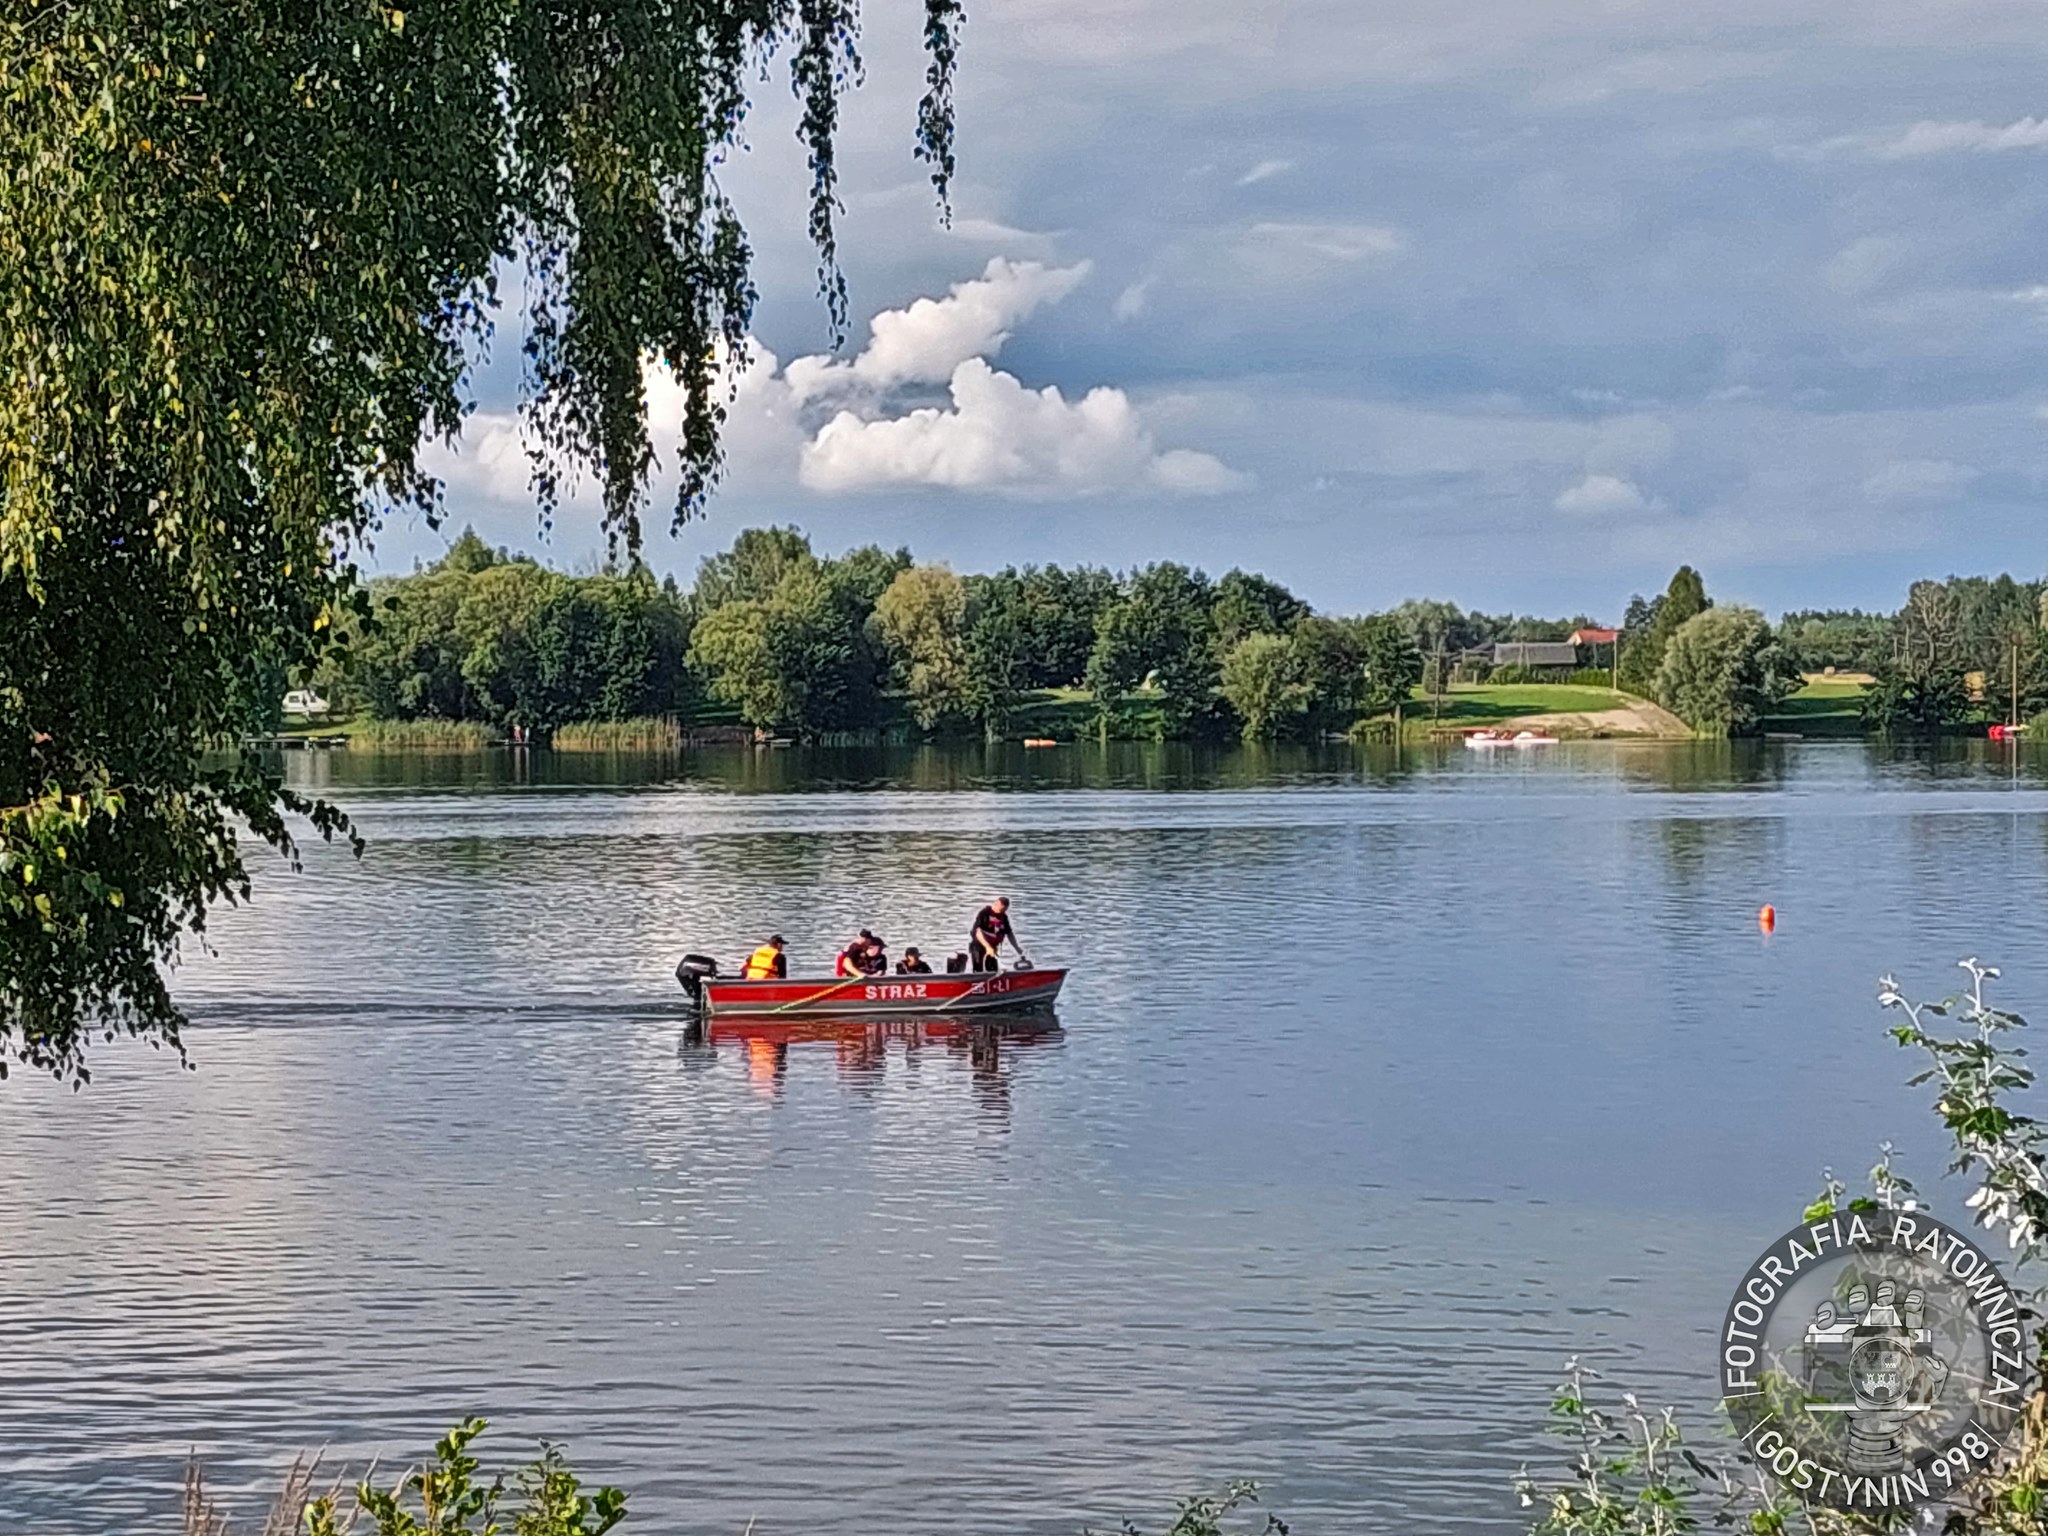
[311, 527, 2048, 743]
[322, 526, 1463, 743]
[1849, 574, 2048, 736]
[1601, 565, 2048, 737]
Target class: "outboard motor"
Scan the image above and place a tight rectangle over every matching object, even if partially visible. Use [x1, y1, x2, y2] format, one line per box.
[675, 954, 719, 1007]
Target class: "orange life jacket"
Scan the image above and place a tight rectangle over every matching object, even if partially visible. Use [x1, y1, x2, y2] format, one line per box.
[742, 944, 782, 980]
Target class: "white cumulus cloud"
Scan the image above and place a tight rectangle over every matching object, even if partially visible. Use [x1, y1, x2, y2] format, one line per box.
[429, 255, 1239, 505]
[801, 358, 1242, 498]
[1554, 473, 1660, 518]
[1148, 448, 1244, 494]
[787, 257, 1090, 398]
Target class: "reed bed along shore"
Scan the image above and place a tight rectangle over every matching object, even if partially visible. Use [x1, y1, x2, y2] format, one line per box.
[550, 717, 682, 752]
[341, 718, 494, 751]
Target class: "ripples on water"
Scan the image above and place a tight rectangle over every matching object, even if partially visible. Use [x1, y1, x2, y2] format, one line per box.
[6, 740, 2048, 1534]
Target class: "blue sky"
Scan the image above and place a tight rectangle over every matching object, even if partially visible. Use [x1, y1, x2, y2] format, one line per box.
[398, 0, 2048, 619]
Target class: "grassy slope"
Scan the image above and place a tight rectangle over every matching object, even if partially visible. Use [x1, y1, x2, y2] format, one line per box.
[1023, 683, 1676, 741]
[1760, 678, 1868, 738]
[1395, 683, 1694, 738]
[1407, 684, 1640, 725]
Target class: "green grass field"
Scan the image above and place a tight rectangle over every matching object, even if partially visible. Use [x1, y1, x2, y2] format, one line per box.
[1407, 683, 1640, 726]
[1016, 681, 1672, 741]
[1760, 677, 1869, 738]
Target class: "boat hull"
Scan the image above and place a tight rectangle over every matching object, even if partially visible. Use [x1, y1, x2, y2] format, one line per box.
[700, 968, 1066, 1017]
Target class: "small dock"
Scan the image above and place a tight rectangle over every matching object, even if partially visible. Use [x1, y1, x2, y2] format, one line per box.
[243, 734, 352, 749]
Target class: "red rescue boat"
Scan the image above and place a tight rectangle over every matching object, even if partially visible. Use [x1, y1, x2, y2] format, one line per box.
[682, 963, 1066, 1018]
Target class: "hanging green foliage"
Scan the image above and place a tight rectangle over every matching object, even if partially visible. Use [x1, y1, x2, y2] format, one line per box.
[0, 0, 964, 1082]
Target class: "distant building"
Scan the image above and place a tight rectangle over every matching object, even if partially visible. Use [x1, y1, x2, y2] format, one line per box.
[1491, 641, 1579, 676]
[282, 689, 331, 719]
[1568, 627, 1619, 646]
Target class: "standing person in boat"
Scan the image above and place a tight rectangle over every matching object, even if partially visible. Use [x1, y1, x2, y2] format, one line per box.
[896, 947, 933, 975]
[968, 897, 1024, 972]
[741, 935, 787, 980]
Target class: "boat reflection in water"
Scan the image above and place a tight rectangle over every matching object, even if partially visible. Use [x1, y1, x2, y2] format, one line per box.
[687, 1013, 1064, 1117]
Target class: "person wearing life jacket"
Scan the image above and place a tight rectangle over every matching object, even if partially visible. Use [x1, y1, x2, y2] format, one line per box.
[741, 936, 787, 980]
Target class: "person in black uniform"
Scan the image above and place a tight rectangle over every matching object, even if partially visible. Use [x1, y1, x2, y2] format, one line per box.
[968, 897, 1021, 972]
[896, 947, 933, 975]
[838, 930, 888, 977]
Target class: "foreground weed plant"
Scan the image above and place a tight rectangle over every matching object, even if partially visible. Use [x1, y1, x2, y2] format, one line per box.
[1087, 1480, 1288, 1536]
[1517, 959, 2048, 1535]
[185, 1420, 622, 1536]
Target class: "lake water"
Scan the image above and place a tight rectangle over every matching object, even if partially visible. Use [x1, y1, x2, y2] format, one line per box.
[6, 740, 2048, 1534]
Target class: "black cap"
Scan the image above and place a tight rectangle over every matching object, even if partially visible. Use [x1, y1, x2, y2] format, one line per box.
[904, 946, 921, 957]
[769, 935, 784, 946]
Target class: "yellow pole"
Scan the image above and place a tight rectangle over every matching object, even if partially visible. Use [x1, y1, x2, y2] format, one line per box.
[770, 976, 868, 1015]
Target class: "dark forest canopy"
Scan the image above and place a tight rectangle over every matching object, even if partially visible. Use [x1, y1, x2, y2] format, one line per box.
[1, 1, 964, 1082]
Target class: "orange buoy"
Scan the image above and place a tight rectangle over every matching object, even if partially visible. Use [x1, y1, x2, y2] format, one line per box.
[1758, 904, 1776, 932]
